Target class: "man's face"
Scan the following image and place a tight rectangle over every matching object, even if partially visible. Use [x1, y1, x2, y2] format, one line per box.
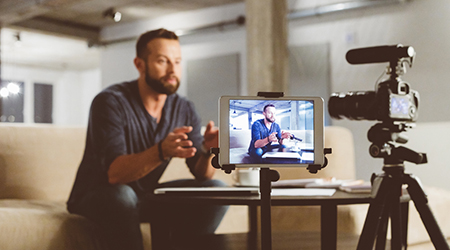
[143, 38, 182, 95]
[263, 106, 276, 123]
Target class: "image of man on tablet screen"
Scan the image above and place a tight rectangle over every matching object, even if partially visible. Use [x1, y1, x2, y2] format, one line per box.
[248, 104, 291, 163]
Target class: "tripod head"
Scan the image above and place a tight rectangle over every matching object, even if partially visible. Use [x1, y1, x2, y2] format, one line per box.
[367, 121, 427, 165]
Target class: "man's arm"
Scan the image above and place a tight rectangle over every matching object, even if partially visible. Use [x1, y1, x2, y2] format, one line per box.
[190, 121, 217, 181]
[108, 126, 196, 185]
[254, 132, 277, 148]
[107, 146, 163, 185]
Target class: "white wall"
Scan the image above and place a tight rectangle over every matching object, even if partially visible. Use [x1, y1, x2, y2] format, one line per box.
[54, 68, 101, 126]
[100, 41, 138, 89]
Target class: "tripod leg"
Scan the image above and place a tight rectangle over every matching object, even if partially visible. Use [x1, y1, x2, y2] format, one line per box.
[357, 174, 394, 250]
[388, 181, 405, 250]
[374, 180, 406, 250]
[404, 174, 450, 250]
[401, 201, 409, 249]
[375, 202, 390, 250]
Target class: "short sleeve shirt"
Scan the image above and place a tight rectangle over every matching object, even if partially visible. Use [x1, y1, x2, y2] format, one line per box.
[67, 81, 203, 207]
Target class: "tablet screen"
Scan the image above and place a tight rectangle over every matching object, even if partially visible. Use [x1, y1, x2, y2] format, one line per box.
[218, 96, 324, 168]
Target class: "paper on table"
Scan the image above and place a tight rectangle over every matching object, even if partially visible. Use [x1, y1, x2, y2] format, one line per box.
[271, 188, 336, 196]
[272, 178, 321, 188]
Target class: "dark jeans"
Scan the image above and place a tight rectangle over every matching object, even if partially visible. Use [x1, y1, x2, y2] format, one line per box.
[69, 179, 229, 250]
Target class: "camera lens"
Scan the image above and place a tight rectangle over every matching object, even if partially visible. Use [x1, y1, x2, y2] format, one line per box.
[328, 91, 378, 120]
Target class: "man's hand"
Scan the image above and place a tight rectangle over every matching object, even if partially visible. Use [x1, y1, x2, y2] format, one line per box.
[108, 126, 197, 185]
[203, 120, 218, 151]
[193, 121, 218, 181]
[281, 131, 291, 140]
[160, 126, 197, 159]
[268, 132, 278, 142]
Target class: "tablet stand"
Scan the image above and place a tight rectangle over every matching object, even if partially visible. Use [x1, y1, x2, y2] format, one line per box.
[211, 147, 331, 250]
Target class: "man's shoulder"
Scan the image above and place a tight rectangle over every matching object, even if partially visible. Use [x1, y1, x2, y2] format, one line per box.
[102, 81, 136, 95]
[167, 94, 195, 109]
[252, 119, 265, 128]
[94, 81, 137, 101]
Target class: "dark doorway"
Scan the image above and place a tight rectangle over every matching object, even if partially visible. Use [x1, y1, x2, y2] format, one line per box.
[34, 83, 53, 123]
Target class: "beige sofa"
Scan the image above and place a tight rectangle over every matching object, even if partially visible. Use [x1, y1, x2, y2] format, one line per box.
[0, 124, 449, 250]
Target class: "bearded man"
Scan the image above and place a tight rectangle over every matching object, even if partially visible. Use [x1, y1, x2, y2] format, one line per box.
[248, 104, 291, 163]
[67, 28, 228, 250]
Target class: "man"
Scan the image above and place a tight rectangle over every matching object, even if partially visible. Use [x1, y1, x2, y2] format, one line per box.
[248, 104, 291, 163]
[67, 28, 227, 250]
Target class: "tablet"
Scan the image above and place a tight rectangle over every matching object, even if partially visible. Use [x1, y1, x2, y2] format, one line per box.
[219, 96, 324, 168]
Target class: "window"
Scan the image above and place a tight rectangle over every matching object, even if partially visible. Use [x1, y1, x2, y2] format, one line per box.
[0, 81, 24, 123]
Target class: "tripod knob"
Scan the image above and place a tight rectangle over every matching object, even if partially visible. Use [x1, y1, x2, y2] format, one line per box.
[369, 143, 390, 158]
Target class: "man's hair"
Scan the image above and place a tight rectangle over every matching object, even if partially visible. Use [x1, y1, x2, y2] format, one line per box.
[263, 104, 275, 112]
[136, 28, 178, 59]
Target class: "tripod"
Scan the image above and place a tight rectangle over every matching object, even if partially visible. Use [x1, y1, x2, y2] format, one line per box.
[356, 124, 450, 250]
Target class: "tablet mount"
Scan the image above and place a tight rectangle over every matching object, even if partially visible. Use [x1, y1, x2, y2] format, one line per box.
[210, 92, 331, 250]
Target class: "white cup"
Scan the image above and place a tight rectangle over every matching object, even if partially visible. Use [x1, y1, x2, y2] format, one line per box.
[233, 168, 260, 187]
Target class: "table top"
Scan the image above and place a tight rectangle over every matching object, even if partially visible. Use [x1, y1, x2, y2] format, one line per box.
[152, 189, 374, 206]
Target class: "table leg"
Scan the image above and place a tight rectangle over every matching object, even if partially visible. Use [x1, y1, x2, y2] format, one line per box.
[321, 204, 337, 250]
[248, 205, 258, 250]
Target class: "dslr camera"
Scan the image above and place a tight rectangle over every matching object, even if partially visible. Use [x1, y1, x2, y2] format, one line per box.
[328, 44, 419, 123]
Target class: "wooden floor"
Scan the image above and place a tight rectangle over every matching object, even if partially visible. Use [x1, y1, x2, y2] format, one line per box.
[408, 239, 450, 250]
[153, 231, 450, 250]
[167, 231, 386, 250]
[225, 231, 365, 250]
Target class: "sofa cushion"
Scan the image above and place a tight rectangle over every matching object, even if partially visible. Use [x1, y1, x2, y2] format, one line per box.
[0, 124, 86, 201]
[0, 199, 106, 250]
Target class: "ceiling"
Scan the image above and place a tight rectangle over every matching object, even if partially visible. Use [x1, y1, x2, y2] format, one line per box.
[0, 0, 244, 44]
[0, 0, 244, 71]
[0, 0, 405, 71]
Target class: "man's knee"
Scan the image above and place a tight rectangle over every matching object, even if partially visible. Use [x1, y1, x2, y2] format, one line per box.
[106, 185, 139, 211]
[72, 184, 139, 219]
[249, 148, 264, 163]
[250, 148, 264, 158]
[255, 148, 264, 157]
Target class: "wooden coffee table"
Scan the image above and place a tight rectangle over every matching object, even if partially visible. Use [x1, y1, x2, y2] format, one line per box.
[153, 189, 393, 250]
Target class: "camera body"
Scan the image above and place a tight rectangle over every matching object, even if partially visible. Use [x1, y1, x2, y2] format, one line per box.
[329, 78, 419, 122]
[328, 44, 419, 123]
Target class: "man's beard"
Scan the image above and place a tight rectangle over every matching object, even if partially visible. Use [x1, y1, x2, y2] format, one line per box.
[265, 117, 275, 123]
[145, 68, 180, 95]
